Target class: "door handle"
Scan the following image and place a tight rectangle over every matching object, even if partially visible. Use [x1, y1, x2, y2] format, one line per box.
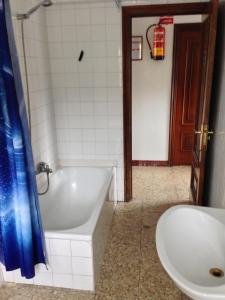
[202, 125, 213, 146]
[194, 125, 214, 150]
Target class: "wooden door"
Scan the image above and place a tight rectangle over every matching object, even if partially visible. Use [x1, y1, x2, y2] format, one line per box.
[191, 1, 218, 205]
[170, 24, 204, 165]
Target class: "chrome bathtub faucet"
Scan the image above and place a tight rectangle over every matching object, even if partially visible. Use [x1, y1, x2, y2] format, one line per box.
[36, 162, 53, 175]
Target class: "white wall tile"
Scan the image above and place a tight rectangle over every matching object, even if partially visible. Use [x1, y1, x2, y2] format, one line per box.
[50, 256, 72, 274]
[107, 72, 122, 87]
[108, 116, 122, 129]
[83, 142, 96, 155]
[66, 88, 80, 102]
[61, 10, 76, 26]
[96, 142, 108, 155]
[80, 88, 94, 102]
[48, 42, 63, 58]
[33, 272, 53, 286]
[46, 10, 61, 27]
[92, 42, 106, 58]
[62, 26, 77, 42]
[49, 239, 71, 256]
[107, 57, 122, 73]
[108, 102, 123, 115]
[82, 129, 95, 142]
[107, 87, 122, 102]
[79, 73, 93, 87]
[90, 8, 106, 25]
[81, 102, 94, 115]
[108, 129, 122, 142]
[94, 102, 108, 115]
[50, 58, 65, 74]
[63, 42, 78, 58]
[94, 73, 107, 87]
[47, 26, 62, 42]
[78, 58, 93, 73]
[91, 25, 106, 42]
[73, 275, 94, 291]
[96, 129, 108, 141]
[1, 265, 14, 282]
[93, 58, 107, 73]
[76, 9, 90, 25]
[68, 116, 82, 128]
[106, 25, 121, 41]
[95, 116, 108, 129]
[71, 241, 92, 257]
[94, 88, 107, 102]
[77, 26, 91, 42]
[53, 274, 73, 288]
[106, 7, 121, 25]
[106, 41, 122, 57]
[72, 257, 93, 276]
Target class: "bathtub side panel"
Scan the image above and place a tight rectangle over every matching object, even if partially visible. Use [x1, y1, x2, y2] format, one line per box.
[92, 184, 115, 288]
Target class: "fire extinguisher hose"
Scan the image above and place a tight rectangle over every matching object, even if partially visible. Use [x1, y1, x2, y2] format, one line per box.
[146, 23, 157, 59]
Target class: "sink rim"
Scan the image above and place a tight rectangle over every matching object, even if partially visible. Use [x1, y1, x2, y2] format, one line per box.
[156, 205, 225, 299]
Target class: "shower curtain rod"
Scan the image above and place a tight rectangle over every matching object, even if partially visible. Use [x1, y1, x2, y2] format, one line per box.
[54, 0, 121, 8]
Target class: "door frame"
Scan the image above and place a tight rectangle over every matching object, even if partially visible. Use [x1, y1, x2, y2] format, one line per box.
[122, 2, 212, 202]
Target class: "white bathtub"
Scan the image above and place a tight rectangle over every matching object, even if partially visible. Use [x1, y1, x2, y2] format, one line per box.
[40, 167, 113, 237]
[0, 166, 115, 291]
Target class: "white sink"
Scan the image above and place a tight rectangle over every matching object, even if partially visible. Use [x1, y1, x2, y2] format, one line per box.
[156, 205, 225, 300]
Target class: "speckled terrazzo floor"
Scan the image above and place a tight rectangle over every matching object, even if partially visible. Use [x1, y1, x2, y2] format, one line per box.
[0, 166, 192, 300]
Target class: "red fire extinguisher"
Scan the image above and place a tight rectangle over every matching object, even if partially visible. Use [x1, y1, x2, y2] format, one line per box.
[146, 23, 165, 60]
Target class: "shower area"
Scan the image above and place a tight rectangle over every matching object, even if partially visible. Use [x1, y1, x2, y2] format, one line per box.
[0, 0, 123, 291]
[11, 0, 123, 196]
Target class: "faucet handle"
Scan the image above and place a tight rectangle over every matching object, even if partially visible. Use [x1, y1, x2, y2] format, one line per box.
[36, 162, 52, 175]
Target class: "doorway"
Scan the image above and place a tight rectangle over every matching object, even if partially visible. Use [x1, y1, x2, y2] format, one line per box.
[122, 2, 218, 203]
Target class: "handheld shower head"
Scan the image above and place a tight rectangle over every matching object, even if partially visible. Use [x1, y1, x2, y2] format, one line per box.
[42, 0, 53, 7]
[17, 0, 53, 20]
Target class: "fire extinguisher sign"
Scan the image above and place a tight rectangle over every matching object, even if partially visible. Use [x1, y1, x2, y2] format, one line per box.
[159, 16, 174, 25]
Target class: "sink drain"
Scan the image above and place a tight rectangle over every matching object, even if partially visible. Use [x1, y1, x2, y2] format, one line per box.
[209, 268, 224, 278]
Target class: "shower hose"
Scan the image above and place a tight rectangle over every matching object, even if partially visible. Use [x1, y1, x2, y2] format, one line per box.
[21, 21, 51, 196]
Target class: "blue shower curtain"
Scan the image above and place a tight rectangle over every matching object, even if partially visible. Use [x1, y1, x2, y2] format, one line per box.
[0, 0, 46, 278]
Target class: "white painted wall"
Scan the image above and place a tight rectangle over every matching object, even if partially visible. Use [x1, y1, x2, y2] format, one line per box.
[132, 15, 202, 161]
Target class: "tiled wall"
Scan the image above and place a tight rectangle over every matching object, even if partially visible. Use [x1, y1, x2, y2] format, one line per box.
[1, 237, 94, 290]
[46, 1, 123, 199]
[10, 0, 57, 188]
